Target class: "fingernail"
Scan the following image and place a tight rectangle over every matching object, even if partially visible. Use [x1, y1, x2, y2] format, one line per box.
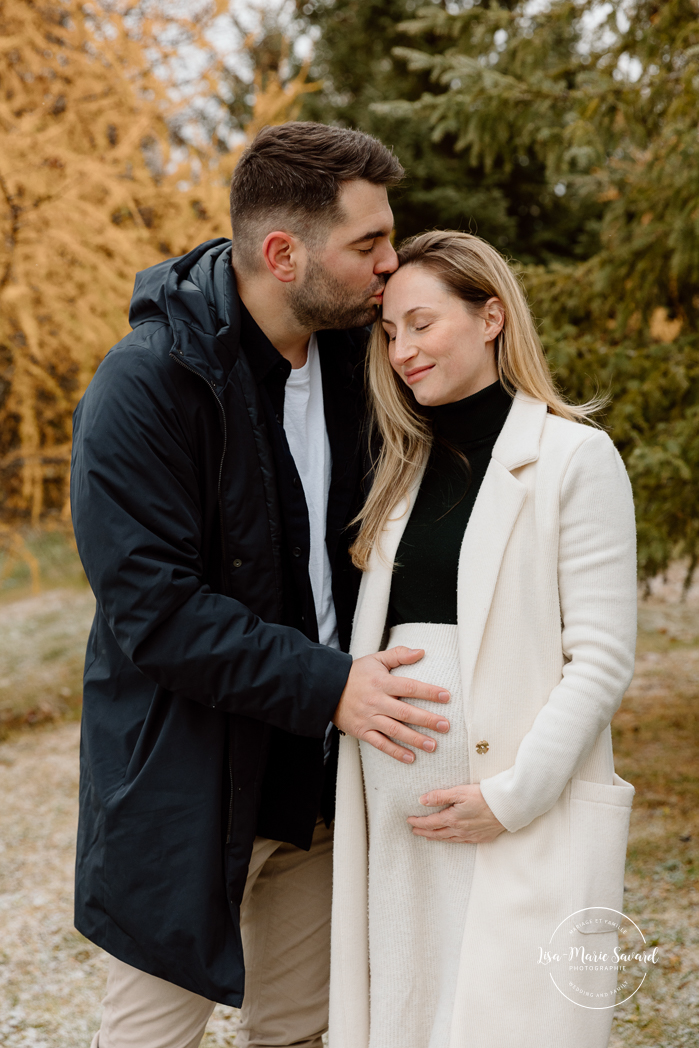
[409, 648, 421, 654]
[402, 752, 414, 763]
[438, 691, 450, 701]
[436, 720, 449, 732]
[422, 739, 435, 752]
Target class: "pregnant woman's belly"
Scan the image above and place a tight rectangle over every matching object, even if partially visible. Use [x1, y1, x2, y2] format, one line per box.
[359, 622, 470, 822]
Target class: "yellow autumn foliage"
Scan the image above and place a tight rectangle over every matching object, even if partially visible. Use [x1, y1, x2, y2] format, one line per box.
[0, 0, 315, 536]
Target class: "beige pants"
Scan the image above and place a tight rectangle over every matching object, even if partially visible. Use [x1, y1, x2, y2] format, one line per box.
[91, 817, 333, 1048]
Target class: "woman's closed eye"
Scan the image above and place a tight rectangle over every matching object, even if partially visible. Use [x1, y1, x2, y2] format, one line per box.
[384, 325, 429, 341]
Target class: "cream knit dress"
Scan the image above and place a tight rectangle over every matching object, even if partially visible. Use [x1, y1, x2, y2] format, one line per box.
[359, 621, 475, 1048]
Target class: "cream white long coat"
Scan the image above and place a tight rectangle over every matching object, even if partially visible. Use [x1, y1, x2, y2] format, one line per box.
[329, 393, 638, 1048]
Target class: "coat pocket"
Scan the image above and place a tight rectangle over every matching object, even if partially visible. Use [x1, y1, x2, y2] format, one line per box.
[570, 773, 634, 933]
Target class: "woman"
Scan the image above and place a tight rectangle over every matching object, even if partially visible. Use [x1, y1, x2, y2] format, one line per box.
[329, 232, 637, 1048]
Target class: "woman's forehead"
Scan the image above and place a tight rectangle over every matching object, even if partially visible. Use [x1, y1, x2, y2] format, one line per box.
[382, 266, 453, 319]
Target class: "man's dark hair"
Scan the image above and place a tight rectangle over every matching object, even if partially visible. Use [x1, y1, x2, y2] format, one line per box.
[229, 122, 403, 271]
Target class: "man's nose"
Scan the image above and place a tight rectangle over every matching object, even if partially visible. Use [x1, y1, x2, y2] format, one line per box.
[374, 239, 399, 275]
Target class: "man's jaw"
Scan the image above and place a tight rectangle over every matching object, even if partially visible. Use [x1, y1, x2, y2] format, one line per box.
[361, 303, 381, 325]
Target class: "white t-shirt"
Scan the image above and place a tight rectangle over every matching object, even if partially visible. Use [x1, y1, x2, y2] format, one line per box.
[283, 334, 339, 651]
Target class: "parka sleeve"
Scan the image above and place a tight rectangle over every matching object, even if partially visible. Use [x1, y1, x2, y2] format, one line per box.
[478, 430, 637, 831]
[70, 342, 352, 738]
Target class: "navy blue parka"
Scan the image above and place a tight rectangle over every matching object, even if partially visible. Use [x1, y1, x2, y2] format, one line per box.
[71, 239, 364, 1005]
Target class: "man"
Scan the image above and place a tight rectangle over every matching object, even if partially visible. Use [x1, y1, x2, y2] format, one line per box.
[71, 122, 451, 1048]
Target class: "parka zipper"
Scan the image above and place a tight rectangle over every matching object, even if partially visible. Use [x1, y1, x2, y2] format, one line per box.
[171, 353, 230, 583]
[171, 352, 234, 846]
[226, 753, 234, 844]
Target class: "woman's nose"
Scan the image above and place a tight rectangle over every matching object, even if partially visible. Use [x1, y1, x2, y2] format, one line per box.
[391, 334, 417, 365]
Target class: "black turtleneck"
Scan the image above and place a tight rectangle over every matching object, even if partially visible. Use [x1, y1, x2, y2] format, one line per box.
[388, 380, 513, 627]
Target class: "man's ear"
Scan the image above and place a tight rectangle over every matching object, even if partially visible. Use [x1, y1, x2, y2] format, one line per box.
[262, 231, 303, 283]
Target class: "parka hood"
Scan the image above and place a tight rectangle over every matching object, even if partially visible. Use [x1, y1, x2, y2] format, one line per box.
[128, 238, 241, 390]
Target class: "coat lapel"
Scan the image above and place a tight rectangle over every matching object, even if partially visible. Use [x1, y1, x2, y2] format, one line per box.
[455, 460, 526, 694]
[350, 470, 424, 658]
[456, 393, 547, 694]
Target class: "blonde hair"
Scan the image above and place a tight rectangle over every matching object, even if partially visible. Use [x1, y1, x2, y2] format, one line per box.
[349, 230, 604, 571]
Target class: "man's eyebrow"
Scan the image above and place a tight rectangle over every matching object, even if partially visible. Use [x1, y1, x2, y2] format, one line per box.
[348, 228, 393, 246]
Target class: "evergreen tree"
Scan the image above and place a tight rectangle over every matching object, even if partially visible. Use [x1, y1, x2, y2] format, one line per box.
[296, 0, 602, 262]
[301, 0, 699, 582]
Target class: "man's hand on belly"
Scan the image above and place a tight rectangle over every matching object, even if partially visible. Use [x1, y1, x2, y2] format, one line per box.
[407, 784, 506, 843]
[333, 647, 450, 764]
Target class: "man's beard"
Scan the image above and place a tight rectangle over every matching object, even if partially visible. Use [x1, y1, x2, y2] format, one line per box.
[287, 254, 385, 330]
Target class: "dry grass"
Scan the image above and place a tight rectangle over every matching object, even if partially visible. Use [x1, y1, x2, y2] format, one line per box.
[0, 551, 696, 1045]
[609, 564, 699, 1047]
[0, 588, 95, 738]
[0, 531, 93, 739]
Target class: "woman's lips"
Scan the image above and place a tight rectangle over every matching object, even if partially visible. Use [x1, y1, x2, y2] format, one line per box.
[404, 365, 434, 385]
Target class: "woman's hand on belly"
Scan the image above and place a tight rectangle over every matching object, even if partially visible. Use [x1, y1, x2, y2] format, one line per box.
[407, 785, 506, 844]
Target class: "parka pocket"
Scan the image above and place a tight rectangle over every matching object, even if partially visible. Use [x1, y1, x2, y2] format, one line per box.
[570, 774, 634, 933]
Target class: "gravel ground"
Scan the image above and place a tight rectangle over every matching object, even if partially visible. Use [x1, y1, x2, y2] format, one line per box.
[0, 724, 242, 1047]
[0, 576, 696, 1046]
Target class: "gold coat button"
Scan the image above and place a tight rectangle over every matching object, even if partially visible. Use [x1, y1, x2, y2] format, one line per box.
[476, 740, 489, 755]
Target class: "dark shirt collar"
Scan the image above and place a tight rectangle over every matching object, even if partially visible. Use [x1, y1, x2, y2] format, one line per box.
[430, 380, 513, 449]
[239, 301, 292, 385]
